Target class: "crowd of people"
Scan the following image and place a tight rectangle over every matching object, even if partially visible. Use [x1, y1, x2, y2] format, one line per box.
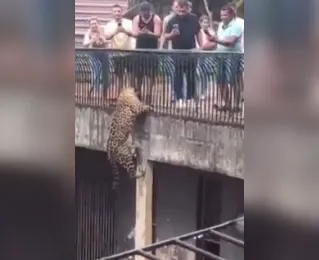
[80, 0, 244, 111]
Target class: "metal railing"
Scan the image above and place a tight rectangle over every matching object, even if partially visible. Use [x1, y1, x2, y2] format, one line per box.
[98, 216, 244, 260]
[75, 48, 244, 127]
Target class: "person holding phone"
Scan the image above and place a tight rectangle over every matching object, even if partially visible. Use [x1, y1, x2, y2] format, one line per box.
[104, 4, 135, 49]
[164, 0, 201, 108]
[131, 1, 162, 102]
[83, 17, 107, 97]
[207, 4, 243, 112]
[160, 0, 179, 49]
[104, 4, 136, 99]
[83, 17, 106, 48]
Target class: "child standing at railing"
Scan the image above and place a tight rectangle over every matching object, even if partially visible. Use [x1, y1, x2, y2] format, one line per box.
[197, 15, 217, 101]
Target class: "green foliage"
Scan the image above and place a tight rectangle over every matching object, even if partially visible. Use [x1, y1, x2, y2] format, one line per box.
[232, 0, 244, 17]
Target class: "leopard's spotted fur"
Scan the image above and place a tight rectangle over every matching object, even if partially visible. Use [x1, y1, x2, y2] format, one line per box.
[107, 87, 151, 189]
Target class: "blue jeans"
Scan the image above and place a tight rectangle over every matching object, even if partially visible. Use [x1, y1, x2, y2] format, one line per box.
[91, 62, 101, 90]
[91, 52, 108, 91]
[173, 55, 197, 100]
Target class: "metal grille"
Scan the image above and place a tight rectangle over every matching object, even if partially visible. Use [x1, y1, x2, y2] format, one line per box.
[75, 48, 244, 127]
[76, 176, 117, 260]
[98, 217, 244, 260]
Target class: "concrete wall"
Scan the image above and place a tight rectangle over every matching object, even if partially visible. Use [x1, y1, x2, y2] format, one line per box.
[75, 106, 244, 179]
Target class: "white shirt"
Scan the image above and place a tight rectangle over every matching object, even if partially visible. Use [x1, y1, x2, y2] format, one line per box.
[104, 18, 136, 49]
[235, 17, 244, 31]
[235, 17, 244, 51]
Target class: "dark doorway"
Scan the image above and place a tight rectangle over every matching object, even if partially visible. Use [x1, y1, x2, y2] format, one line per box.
[196, 174, 222, 259]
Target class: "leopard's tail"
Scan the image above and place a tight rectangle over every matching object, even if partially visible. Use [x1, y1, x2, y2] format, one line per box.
[109, 157, 120, 190]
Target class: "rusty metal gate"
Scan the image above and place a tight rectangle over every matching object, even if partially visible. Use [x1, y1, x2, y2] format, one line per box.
[76, 176, 117, 260]
[76, 147, 137, 260]
[76, 147, 118, 260]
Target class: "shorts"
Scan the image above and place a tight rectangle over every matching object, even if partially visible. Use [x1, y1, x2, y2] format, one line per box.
[129, 53, 159, 78]
[216, 54, 244, 85]
[110, 55, 132, 76]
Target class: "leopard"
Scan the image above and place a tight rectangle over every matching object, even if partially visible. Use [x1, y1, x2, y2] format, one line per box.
[106, 87, 152, 190]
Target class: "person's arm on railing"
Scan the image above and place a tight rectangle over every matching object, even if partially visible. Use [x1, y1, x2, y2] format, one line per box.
[201, 41, 217, 50]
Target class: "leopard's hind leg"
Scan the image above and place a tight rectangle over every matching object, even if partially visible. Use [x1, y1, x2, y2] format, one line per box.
[109, 157, 120, 190]
[116, 143, 144, 179]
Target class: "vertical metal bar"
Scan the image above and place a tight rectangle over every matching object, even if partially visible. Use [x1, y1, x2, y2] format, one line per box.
[87, 181, 91, 260]
[76, 179, 81, 260]
[106, 180, 110, 256]
[94, 181, 99, 258]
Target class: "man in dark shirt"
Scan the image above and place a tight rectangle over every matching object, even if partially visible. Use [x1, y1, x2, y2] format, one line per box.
[164, 0, 202, 107]
[131, 1, 162, 102]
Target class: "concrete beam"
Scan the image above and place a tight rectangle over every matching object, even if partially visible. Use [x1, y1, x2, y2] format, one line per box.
[135, 161, 153, 260]
[75, 107, 244, 179]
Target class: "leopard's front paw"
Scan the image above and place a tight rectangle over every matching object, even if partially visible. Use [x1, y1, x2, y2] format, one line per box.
[131, 171, 145, 179]
[147, 105, 154, 112]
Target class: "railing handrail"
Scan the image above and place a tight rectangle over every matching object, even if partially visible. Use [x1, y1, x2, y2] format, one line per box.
[75, 48, 244, 127]
[98, 217, 244, 260]
[75, 47, 244, 55]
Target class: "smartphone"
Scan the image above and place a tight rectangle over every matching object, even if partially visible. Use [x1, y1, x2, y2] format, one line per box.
[172, 24, 179, 30]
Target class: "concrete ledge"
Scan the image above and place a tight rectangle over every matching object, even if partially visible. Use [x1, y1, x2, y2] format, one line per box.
[75, 106, 244, 179]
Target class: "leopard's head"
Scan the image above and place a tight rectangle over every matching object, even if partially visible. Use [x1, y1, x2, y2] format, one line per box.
[116, 87, 140, 108]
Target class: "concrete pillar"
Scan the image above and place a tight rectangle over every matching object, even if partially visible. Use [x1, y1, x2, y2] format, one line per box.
[135, 161, 153, 260]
